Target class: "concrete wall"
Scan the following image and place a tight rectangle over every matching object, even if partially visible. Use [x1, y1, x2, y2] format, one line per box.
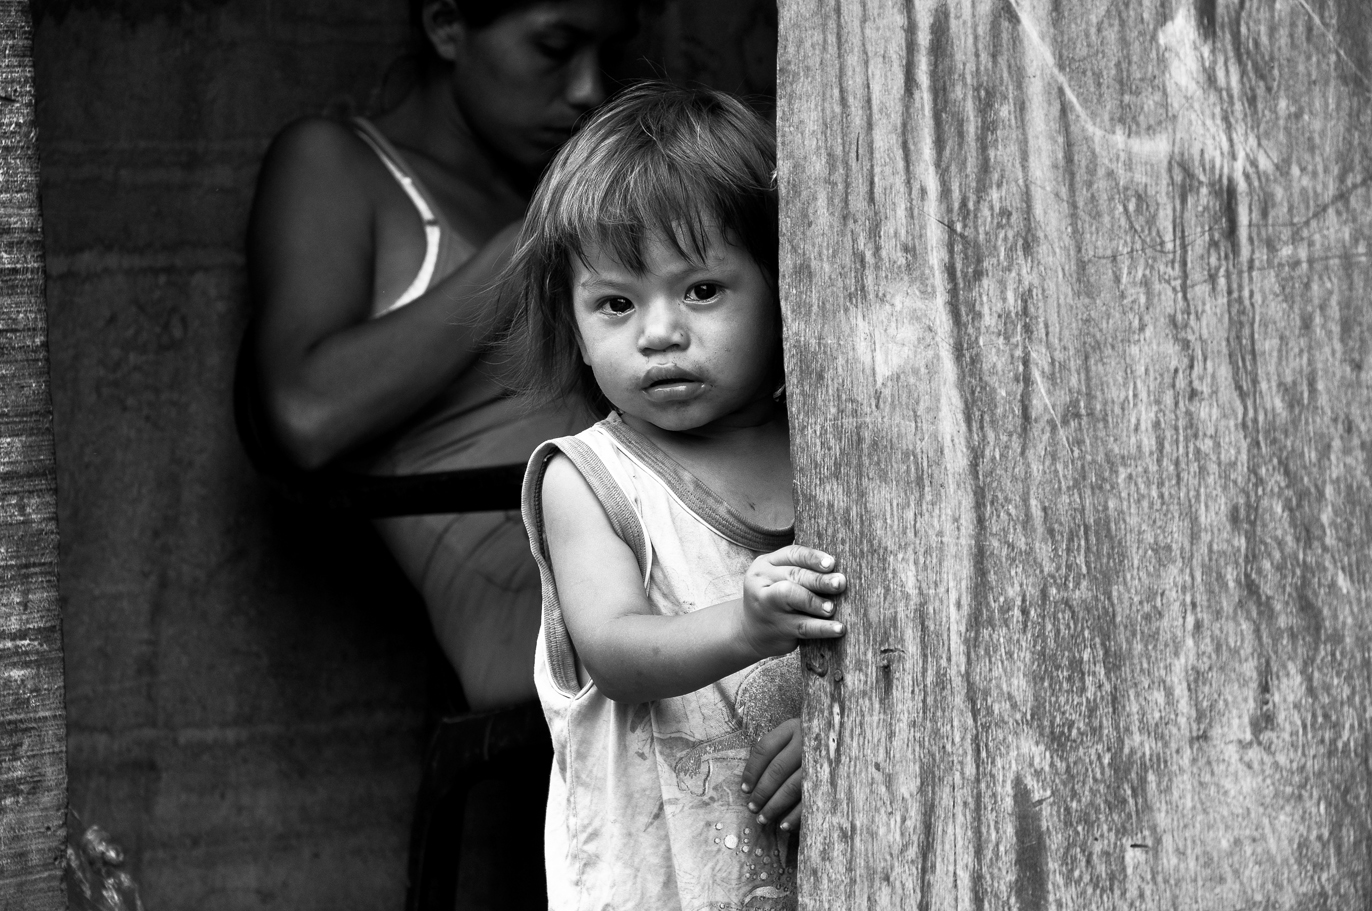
[35, 2, 775, 909]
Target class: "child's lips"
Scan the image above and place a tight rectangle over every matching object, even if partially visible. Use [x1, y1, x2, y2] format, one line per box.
[641, 366, 705, 402]
[643, 380, 705, 402]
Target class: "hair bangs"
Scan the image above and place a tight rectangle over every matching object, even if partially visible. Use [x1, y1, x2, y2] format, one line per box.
[544, 86, 773, 275]
[545, 147, 742, 277]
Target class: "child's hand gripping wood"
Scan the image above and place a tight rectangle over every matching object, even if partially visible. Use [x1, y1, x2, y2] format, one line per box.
[738, 545, 847, 658]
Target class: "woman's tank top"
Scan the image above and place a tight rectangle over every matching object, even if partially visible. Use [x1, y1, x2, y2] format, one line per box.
[348, 118, 587, 476]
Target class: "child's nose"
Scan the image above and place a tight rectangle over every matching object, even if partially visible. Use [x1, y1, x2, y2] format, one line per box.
[637, 305, 686, 352]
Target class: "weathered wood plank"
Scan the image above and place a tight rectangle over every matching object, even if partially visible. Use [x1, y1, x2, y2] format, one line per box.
[779, 0, 1372, 906]
[0, 0, 66, 907]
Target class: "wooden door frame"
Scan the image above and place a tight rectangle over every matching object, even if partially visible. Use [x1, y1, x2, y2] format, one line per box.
[0, 1, 68, 907]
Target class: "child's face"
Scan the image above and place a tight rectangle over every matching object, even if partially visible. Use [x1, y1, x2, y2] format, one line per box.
[571, 229, 779, 434]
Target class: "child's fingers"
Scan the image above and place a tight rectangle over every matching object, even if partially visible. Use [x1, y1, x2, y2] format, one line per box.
[740, 718, 795, 795]
[768, 578, 841, 619]
[740, 719, 806, 832]
[750, 549, 846, 609]
[780, 566, 846, 597]
[768, 545, 841, 578]
[741, 719, 799, 797]
[794, 616, 846, 640]
[754, 768, 803, 828]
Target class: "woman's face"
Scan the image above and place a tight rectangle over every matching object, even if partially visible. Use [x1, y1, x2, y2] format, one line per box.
[433, 0, 637, 172]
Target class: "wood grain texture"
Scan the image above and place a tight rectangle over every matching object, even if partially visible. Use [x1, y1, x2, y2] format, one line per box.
[778, 0, 1372, 906]
[0, 1, 66, 907]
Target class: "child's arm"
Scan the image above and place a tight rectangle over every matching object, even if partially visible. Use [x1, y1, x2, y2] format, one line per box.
[542, 454, 846, 704]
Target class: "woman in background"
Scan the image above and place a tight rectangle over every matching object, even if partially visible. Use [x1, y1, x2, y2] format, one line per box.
[247, 0, 636, 711]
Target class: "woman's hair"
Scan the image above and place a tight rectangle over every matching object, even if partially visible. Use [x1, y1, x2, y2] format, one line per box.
[407, 0, 547, 67]
[499, 82, 778, 414]
[380, 1, 546, 110]
[410, 0, 545, 31]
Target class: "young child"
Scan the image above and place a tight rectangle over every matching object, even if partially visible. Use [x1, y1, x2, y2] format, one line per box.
[504, 83, 848, 910]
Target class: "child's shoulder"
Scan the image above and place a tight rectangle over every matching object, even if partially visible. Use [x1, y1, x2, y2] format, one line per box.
[536, 418, 626, 505]
[537, 440, 645, 573]
[539, 449, 594, 509]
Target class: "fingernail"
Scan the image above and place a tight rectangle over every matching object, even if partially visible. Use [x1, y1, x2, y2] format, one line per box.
[821, 556, 834, 569]
[740, 783, 751, 793]
[832, 623, 844, 634]
[779, 822, 791, 831]
[748, 802, 758, 813]
[832, 574, 846, 587]
[821, 601, 833, 614]
[757, 815, 768, 825]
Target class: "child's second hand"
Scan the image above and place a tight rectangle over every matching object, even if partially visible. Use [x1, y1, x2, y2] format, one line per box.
[738, 548, 846, 832]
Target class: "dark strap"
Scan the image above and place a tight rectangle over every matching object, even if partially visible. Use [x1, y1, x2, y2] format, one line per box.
[233, 324, 524, 517]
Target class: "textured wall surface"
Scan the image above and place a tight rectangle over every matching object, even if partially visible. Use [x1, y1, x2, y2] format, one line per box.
[35, 5, 429, 908]
[779, 0, 1371, 906]
[33, 1, 776, 909]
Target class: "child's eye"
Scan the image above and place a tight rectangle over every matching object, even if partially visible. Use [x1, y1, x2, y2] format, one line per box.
[597, 297, 634, 315]
[684, 282, 721, 303]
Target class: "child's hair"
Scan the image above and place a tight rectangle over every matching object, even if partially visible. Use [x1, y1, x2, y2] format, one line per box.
[499, 82, 779, 414]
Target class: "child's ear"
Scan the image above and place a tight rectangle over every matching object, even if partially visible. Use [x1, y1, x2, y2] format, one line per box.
[421, 0, 467, 64]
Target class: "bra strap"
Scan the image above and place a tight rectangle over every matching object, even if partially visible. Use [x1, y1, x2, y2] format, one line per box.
[351, 118, 441, 315]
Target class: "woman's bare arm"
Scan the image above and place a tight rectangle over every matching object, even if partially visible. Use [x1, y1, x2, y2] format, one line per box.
[246, 117, 520, 468]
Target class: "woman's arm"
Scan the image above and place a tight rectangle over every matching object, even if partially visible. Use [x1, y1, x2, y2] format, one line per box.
[542, 454, 846, 704]
[246, 118, 519, 468]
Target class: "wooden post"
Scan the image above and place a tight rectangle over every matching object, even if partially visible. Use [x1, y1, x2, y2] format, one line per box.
[0, 0, 66, 906]
[779, 0, 1372, 906]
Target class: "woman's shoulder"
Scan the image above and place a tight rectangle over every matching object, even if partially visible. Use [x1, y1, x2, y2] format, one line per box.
[250, 116, 400, 233]
[260, 116, 377, 180]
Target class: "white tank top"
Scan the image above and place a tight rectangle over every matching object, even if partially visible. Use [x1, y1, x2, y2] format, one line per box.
[522, 413, 801, 910]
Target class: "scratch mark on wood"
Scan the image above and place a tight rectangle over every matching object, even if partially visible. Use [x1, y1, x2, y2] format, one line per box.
[1027, 346, 1076, 461]
[1007, 0, 1170, 164]
[1293, 0, 1372, 90]
[1009, 0, 1272, 177]
[827, 700, 841, 769]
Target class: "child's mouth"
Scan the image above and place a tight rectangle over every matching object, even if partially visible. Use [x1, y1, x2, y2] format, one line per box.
[642, 370, 705, 402]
